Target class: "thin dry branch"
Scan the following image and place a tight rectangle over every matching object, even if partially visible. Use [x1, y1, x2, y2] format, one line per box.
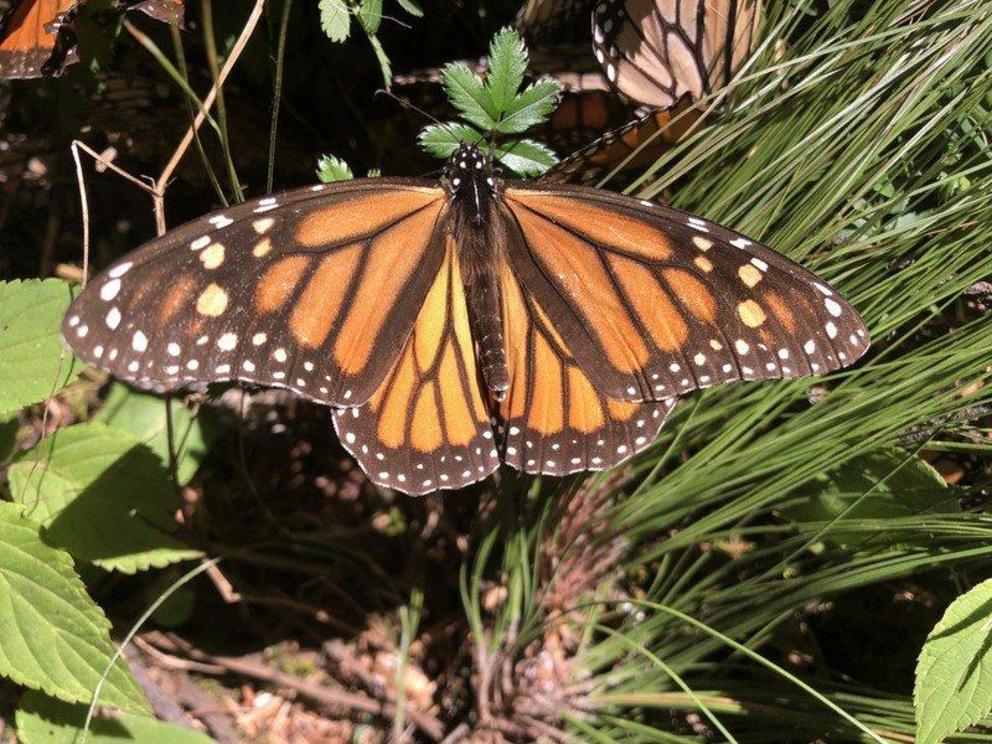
[144, 633, 446, 741]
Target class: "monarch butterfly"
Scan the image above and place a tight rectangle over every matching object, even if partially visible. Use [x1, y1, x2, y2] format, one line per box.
[0, 0, 184, 79]
[593, 0, 763, 108]
[545, 0, 762, 183]
[62, 143, 868, 495]
[0, 0, 76, 78]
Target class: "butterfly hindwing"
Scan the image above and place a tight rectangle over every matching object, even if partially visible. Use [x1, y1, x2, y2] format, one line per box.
[62, 179, 449, 407]
[497, 254, 676, 476]
[333, 240, 500, 495]
[501, 184, 869, 402]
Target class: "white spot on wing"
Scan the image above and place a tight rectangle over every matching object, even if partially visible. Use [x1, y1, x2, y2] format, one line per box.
[100, 279, 121, 301]
[217, 332, 238, 351]
[108, 261, 133, 278]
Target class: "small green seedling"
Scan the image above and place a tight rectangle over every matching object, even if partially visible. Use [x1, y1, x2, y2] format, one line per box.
[418, 28, 562, 177]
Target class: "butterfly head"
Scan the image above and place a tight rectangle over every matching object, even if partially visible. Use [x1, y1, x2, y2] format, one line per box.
[446, 143, 498, 225]
[447, 144, 496, 192]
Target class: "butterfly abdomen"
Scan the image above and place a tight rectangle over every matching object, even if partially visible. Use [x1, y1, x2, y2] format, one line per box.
[462, 233, 510, 401]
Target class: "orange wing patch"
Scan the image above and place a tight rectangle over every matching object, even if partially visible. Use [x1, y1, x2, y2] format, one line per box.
[295, 188, 439, 247]
[497, 257, 676, 476]
[333, 245, 499, 495]
[509, 190, 672, 260]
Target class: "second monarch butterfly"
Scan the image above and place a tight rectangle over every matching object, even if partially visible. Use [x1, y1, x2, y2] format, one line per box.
[62, 143, 868, 495]
[0, 0, 76, 78]
[0, 0, 184, 79]
[543, 0, 763, 183]
[593, 0, 763, 108]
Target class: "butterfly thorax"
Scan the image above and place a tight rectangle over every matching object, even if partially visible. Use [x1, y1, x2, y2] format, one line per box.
[446, 144, 510, 400]
[446, 143, 500, 227]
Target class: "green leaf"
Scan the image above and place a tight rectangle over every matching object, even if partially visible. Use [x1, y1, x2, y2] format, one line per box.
[93, 384, 213, 486]
[317, 154, 355, 183]
[319, 0, 351, 42]
[396, 0, 423, 17]
[915, 578, 992, 744]
[499, 78, 562, 134]
[418, 122, 481, 159]
[8, 423, 201, 573]
[493, 139, 558, 176]
[442, 63, 497, 130]
[367, 34, 392, 87]
[0, 504, 149, 714]
[359, 0, 382, 34]
[781, 447, 958, 549]
[17, 690, 213, 744]
[0, 279, 80, 415]
[486, 27, 528, 115]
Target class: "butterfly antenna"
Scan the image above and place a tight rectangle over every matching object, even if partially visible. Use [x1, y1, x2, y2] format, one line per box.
[375, 88, 445, 127]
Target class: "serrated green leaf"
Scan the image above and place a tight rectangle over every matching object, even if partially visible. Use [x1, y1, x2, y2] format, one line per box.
[494, 139, 558, 176]
[499, 78, 562, 134]
[92, 384, 213, 486]
[17, 691, 213, 744]
[316, 154, 355, 183]
[0, 504, 149, 714]
[486, 27, 528, 115]
[367, 34, 392, 86]
[396, 0, 422, 17]
[0, 279, 80, 415]
[915, 578, 992, 744]
[8, 423, 201, 574]
[418, 122, 481, 159]
[319, 0, 351, 42]
[359, 0, 382, 34]
[442, 63, 497, 130]
[781, 447, 958, 550]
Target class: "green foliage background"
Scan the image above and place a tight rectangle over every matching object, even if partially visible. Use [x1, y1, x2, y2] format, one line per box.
[0, 0, 991, 741]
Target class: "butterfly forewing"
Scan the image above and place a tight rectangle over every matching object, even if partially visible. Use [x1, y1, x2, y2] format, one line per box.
[333, 240, 500, 495]
[501, 184, 869, 402]
[62, 179, 449, 407]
